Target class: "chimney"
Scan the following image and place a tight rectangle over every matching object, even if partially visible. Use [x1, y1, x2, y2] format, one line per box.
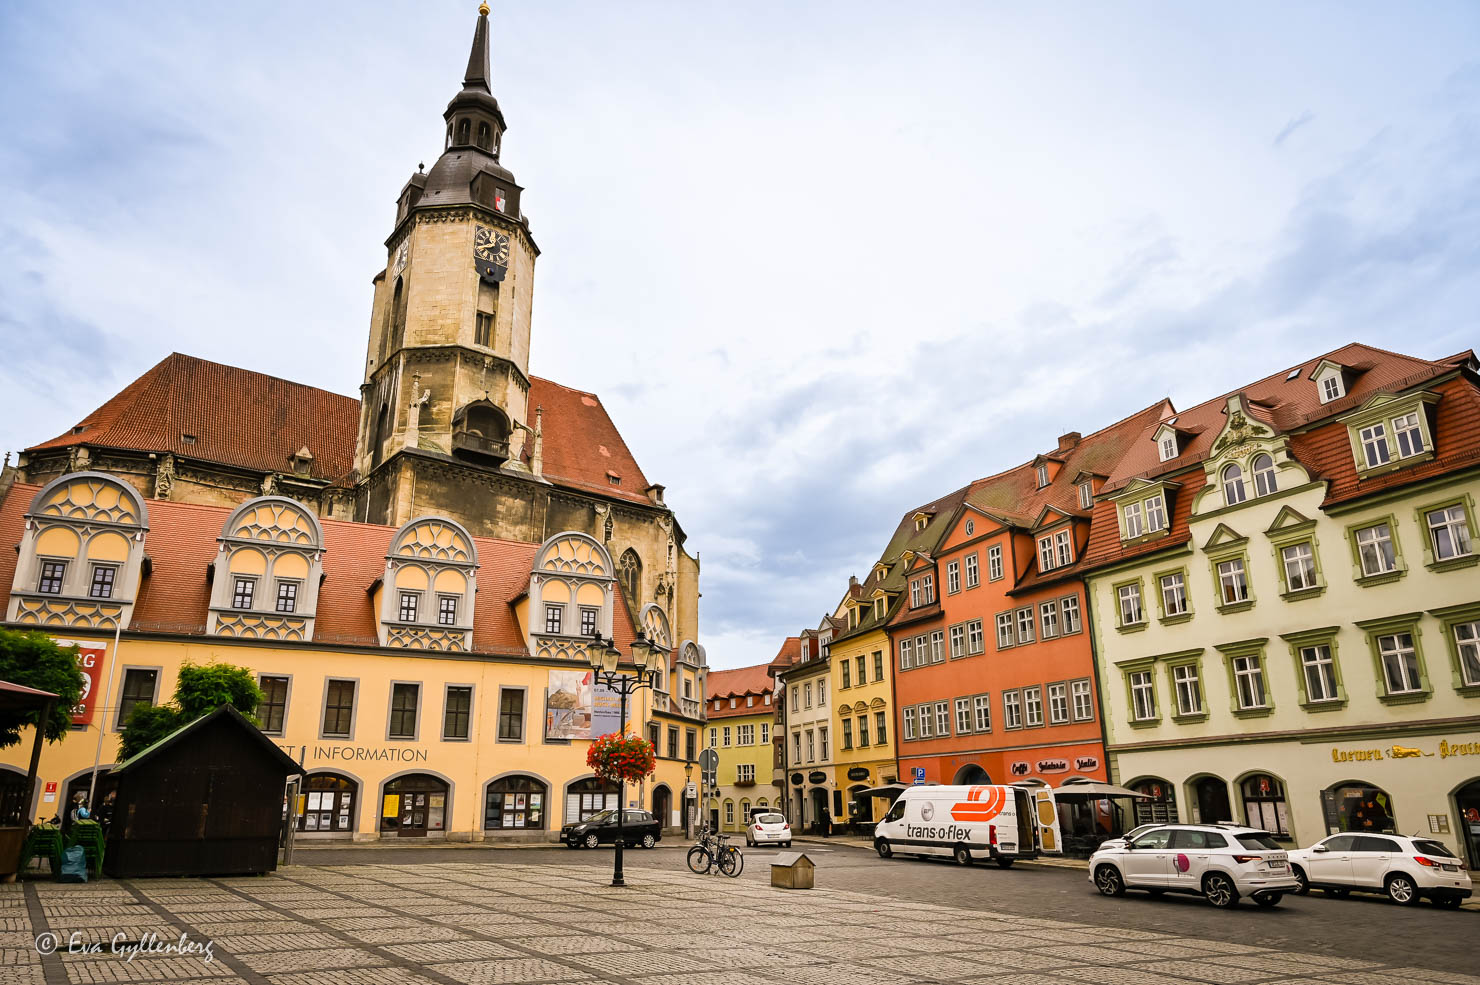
[1058, 431, 1082, 452]
[848, 575, 859, 588]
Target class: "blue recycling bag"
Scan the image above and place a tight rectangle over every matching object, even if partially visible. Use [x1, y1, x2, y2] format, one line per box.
[58, 845, 88, 883]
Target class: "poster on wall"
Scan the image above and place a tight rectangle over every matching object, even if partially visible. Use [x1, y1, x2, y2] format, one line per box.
[52, 638, 107, 726]
[545, 670, 594, 739]
[591, 681, 621, 736]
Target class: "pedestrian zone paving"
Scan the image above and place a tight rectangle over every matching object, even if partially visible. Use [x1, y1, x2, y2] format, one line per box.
[2, 863, 1477, 985]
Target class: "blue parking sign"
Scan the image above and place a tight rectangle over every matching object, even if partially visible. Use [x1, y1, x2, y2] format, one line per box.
[912, 767, 927, 784]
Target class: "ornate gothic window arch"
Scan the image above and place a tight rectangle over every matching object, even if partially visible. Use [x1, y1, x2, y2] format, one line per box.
[617, 548, 641, 608]
[7, 472, 148, 631]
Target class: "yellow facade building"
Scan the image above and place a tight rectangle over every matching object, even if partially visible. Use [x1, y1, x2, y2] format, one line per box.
[829, 573, 901, 826]
[703, 665, 775, 832]
[0, 8, 709, 841]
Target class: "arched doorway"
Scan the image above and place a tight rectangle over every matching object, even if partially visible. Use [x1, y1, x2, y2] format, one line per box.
[1321, 781, 1395, 835]
[652, 784, 672, 830]
[299, 773, 358, 835]
[1192, 776, 1231, 823]
[1454, 778, 1480, 869]
[809, 787, 830, 834]
[0, 767, 30, 827]
[484, 774, 547, 831]
[381, 774, 449, 837]
[953, 763, 991, 785]
[1129, 777, 1177, 826]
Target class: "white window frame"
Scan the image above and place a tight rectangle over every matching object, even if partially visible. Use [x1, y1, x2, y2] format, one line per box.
[1218, 558, 1250, 605]
[1002, 690, 1022, 730]
[1144, 495, 1166, 533]
[1232, 654, 1268, 709]
[946, 560, 961, 594]
[1117, 583, 1143, 626]
[1377, 633, 1422, 694]
[1252, 454, 1277, 497]
[899, 637, 914, 670]
[987, 545, 1004, 581]
[1356, 522, 1398, 575]
[996, 613, 1015, 649]
[1038, 536, 1056, 572]
[1129, 671, 1156, 721]
[1048, 682, 1068, 724]
[1016, 607, 1035, 644]
[966, 619, 984, 654]
[1070, 679, 1093, 721]
[1222, 464, 1247, 505]
[1321, 373, 1343, 402]
[964, 552, 979, 588]
[1023, 686, 1044, 727]
[1300, 644, 1339, 703]
[917, 704, 933, 738]
[1392, 412, 1425, 458]
[973, 694, 992, 731]
[1040, 601, 1058, 639]
[1159, 434, 1177, 461]
[1427, 505, 1473, 561]
[1359, 423, 1391, 467]
[1078, 482, 1093, 509]
[1454, 622, 1480, 687]
[1122, 501, 1144, 539]
[1173, 664, 1202, 716]
[1061, 595, 1082, 634]
[949, 624, 966, 659]
[1282, 542, 1317, 592]
[903, 706, 917, 740]
[955, 697, 972, 734]
[1055, 529, 1073, 566]
[1160, 572, 1187, 616]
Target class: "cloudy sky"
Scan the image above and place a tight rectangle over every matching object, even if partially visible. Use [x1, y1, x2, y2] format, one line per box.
[3, 2, 1478, 669]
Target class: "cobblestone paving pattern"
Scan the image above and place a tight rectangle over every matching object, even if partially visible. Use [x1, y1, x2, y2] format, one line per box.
[3, 866, 1479, 985]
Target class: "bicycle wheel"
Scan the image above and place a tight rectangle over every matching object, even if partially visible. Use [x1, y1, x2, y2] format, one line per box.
[686, 845, 712, 874]
[726, 847, 744, 878]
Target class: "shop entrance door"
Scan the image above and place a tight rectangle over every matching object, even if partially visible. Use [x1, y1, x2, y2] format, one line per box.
[1456, 779, 1480, 869]
[299, 773, 358, 834]
[381, 775, 448, 838]
[1193, 776, 1232, 823]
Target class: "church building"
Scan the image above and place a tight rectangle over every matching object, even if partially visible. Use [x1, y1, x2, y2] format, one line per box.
[0, 5, 708, 841]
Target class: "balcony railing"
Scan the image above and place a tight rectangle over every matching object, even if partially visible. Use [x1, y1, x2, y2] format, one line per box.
[651, 691, 670, 713]
[680, 697, 702, 718]
[451, 428, 509, 463]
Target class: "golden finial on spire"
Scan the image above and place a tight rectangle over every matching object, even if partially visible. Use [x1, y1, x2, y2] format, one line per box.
[479, 2, 490, 15]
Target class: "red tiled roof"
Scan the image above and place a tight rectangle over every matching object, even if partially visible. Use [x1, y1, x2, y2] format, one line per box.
[524, 378, 653, 505]
[768, 636, 801, 673]
[28, 353, 659, 508]
[706, 663, 775, 718]
[29, 353, 361, 484]
[0, 482, 638, 656]
[1101, 343, 1451, 494]
[1080, 344, 1480, 573]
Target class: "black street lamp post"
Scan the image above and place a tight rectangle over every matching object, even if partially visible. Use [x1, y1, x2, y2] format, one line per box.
[587, 629, 659, 888]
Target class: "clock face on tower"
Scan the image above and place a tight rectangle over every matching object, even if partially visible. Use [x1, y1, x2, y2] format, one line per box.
[473, 225, 510, 282]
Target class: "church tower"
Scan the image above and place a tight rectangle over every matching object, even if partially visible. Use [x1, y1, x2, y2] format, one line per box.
[355, 3, 541, 525]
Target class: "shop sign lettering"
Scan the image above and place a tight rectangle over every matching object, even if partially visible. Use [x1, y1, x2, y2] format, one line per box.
[313, 745, 429, 763]
[1439, 740, 1480, 758]
[1009, 761, 1031, 777]
[1036, 759, 1069, 774]
[1074, 756, 1099, 771]
[1331, 747, 1384, 762]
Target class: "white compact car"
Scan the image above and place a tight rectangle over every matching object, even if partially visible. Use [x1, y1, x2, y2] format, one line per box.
[1288, 832, 1473, 907]
[1090, 823, 1300, 908]
[746, 812, 792, 848]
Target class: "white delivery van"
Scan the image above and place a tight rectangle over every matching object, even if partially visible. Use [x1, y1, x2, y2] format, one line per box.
[873, 783, 1063, 867]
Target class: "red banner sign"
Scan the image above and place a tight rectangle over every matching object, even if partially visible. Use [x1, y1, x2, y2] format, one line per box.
[53, 638, 108, 726]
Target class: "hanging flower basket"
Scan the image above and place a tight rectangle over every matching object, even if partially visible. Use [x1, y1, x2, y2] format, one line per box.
[587, 732, 656, 783]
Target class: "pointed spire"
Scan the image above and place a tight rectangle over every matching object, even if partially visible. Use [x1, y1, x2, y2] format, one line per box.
[464, 3, 492, 94]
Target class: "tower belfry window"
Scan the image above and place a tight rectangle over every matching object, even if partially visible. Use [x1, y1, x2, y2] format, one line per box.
[457, 119, 471, 145]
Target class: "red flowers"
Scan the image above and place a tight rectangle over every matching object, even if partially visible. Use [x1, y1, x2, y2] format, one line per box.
[587, 732, 657, 782]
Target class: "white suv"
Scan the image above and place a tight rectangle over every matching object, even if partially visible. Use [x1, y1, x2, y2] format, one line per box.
[1090, 824, 1299, 908]
[1288, 832, 1473, 907]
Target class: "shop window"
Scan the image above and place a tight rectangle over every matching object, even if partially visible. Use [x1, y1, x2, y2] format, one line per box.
[258, 675, 290, 734]
[1322, 782, 1396, 835]
[1241, 774, 1289, 837]
[1131, 778, 1178, 826]
[566, 776, 619, 823]
[115, 668, 158, 728]
[299, 773, 357, 833]
[381, 774, 448, 836]
[485, 775, 546, 830]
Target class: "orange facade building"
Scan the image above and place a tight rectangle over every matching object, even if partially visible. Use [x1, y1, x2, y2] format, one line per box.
[889, 403, 1166, 800]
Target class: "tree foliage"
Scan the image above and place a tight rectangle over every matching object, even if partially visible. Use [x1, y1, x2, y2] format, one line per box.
[0, 628, 85, 748]
[117, 662, 263, 761]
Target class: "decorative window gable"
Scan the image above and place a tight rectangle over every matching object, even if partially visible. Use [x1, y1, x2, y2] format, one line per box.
[208, 496, 325, 642]
[1111, 477, 1179, 544]
[7, 472, 149, 632]
[379, 515, 480, 653]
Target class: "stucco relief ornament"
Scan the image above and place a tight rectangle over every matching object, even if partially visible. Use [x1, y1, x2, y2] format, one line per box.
[592, 503, 612, 541]
[1213, 411, 1269, 453]
[261, 473, 279, 496]
[507, 424, 528, 464]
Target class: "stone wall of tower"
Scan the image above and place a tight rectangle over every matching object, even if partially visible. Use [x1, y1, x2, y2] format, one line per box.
[355, 207, 536, 479]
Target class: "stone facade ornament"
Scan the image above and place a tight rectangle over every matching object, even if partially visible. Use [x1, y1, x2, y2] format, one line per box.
[407, 374, 432, 441]
[154, 453, 176, 500]
[261, 473, 279, 496]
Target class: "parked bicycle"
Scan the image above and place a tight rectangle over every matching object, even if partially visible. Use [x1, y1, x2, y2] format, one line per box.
[686, 824, 744, 877]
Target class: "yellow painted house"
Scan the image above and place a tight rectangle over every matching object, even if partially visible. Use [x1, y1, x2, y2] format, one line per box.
[704, 664, 776, 832]
[830, 560, 903, 825]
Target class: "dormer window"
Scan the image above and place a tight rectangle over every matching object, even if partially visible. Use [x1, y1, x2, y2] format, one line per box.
[874, 598, 886, 618]
[1036, 464, 1049, 488]
[1123, 501, 1144, 539]
[1322, 375, 1343, 402]
[1392, 413, 1424, 457]
[915, 516, 928, 532]
[1359, 424, 1390, 467]
[1144, 495, 1167, 533]
[1078, 482, 1093, 509]
[1159, 434, 1177, 461]
[1038, 536, 1055, 572]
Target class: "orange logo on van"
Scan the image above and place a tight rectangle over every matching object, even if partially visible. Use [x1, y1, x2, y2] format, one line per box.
[950, 786, 1007, 823]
